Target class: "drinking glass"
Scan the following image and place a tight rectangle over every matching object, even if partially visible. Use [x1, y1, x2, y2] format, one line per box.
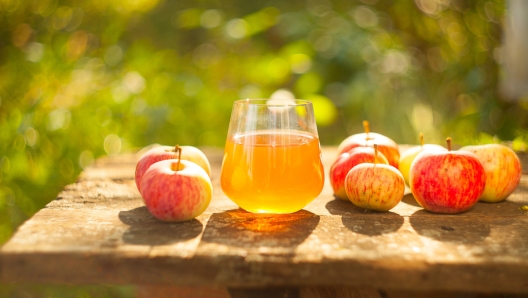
[220, 99, 324, 214]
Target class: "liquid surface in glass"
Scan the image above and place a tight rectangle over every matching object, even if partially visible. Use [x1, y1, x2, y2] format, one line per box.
[220, 130, 324, 213]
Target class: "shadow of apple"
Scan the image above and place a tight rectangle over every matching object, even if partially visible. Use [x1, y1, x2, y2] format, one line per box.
[409, 209, 490, 244]
[118, 206, 204, 245]
[325, 198, 404, 236]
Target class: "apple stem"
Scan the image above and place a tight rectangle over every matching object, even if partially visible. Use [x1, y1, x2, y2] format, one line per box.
[419, 132, 424, 147]
[446, 137, 452, 151]
[363, 120, 371, 141]
[374, 144, 378, 165]
[363, 120, 370, 135]
[175, 145, 182, 171]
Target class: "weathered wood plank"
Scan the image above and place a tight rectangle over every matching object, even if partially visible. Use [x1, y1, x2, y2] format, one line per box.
[1, 147, 528, 294]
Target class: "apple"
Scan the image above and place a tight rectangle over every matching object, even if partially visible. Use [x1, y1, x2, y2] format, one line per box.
[140, 158, 212, 222]
[460, 143, 522, 202]
[330, 146, 389, 200]
[344, 145, 405, 211]
[409, 137, 486, 214]
[337, 120, 400, 168]
[135, 145, 211, 192]
[399, 133, 445, 186]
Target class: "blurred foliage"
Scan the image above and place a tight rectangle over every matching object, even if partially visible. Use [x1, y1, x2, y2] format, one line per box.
[1, 0, 528, 294]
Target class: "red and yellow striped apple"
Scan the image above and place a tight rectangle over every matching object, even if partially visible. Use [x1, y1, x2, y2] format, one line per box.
[330, 147, 389, 200]
[344, 145, 405, 211]
[140, 159, 212, 222]
[410, 138, 486, 214]
[337, 121, 400, 168]
[460, 144, 522, 202]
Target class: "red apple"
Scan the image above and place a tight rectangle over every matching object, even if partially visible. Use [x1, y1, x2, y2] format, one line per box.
[399, 133, 445, 186]
[337, 121, 400, 168]
[330, 146, 389, 200]
[140, 159, 212, 222]
[135, 145, 211, 192]
[460, 144, 522, 202]
[344, 145, 405, 211]
[409, 138, 486, 214]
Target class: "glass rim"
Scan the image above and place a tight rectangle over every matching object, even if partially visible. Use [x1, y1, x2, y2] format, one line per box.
[233, 99, 312, 107]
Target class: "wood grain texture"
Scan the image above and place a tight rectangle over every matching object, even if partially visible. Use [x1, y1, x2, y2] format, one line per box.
[1, 147, 528, 294]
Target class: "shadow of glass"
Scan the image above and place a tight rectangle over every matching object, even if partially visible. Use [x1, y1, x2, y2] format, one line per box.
[325, 198, 404, 236]
[200, 209, 320, 248]
[409, 209, 490, 244]
[118, 206, 203, 245]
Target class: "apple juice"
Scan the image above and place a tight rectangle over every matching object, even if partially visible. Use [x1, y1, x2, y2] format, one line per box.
[220, 131, 324, 213]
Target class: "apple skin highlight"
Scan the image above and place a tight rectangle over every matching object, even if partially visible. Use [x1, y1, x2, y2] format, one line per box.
[337, 132, 400, 169]
[410, 150, 486, 214]
[337, 121, 400, 169]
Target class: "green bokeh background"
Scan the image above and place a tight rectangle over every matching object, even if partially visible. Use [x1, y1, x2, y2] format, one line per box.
[1, 0, 528, 296]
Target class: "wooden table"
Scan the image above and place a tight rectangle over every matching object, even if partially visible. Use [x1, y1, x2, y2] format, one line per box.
[1, 147, 528, 297]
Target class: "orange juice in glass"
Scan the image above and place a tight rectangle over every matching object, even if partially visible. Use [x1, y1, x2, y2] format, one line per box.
[220, 99, 324, 213]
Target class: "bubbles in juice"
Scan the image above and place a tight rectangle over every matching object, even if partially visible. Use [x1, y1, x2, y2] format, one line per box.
[220, 130, 324, 213]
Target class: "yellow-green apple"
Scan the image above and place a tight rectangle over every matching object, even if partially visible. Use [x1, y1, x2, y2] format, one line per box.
[344, 145, 405, 211]
[460, 144, 522, 202]
[140, 159, 212, 222]
[337, 120, 400, 168]
[399, 133, 445, 186]
[135, 145, 211, 192]
[409, 138, 486, 214]
[330, 147, 389, 200]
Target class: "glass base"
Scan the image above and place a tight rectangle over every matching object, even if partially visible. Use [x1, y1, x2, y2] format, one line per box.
[234, 199, 313, 214]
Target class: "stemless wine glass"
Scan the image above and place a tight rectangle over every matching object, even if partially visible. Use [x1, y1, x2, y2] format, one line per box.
[220, 99, 324, 214]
